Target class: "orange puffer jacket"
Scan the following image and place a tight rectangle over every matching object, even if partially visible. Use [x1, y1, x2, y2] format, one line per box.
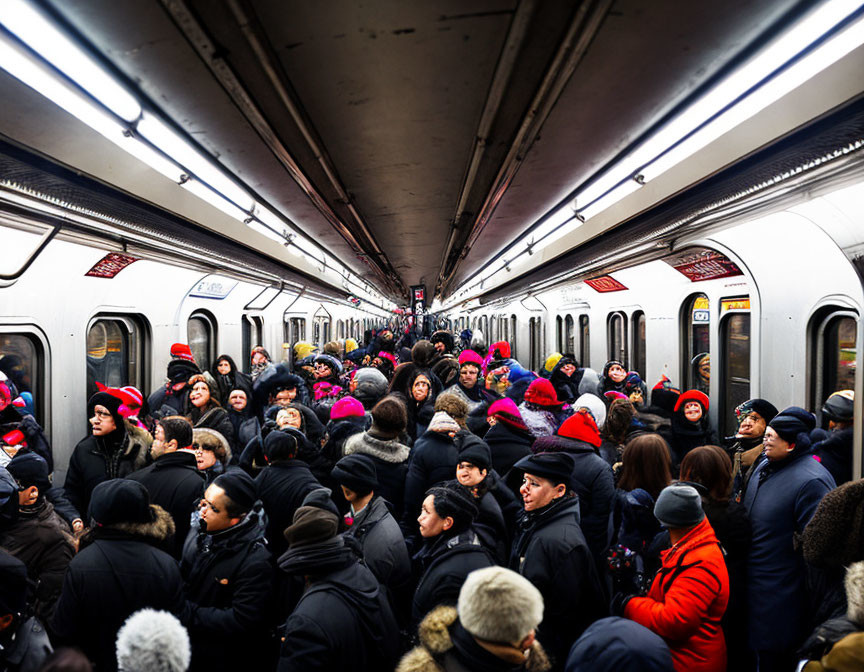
[624, 516, 730, 672]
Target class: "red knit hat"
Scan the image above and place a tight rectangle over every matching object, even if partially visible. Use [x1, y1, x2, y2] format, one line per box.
[170, 343, 196, 363]
[458, 349, 484, 370]
[558, 409, 601, 447]
[330, 396, 365, 420]
[524, 378, 560, 407]
[488, 397, 528, 431]
[488, 341, 511, 360]
[674, 389, 710, 413]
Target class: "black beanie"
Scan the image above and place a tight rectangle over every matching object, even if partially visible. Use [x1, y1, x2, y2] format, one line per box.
[88, 479, 155, 526]
[331, 454, 379, 493]
[371, 396, 407, 436]
[284, 505, 340, 547]
[263, 430, 298, 462]
[514, 452, 575, 488]
[426, 481, 478, 533]
[458, 441, 491, 471]
[6, 452, 50, 493]
[769, 406, 816, 443]
[213, 472, 256, 514]
[736, 398, 779, 425]
[87, 391, 125, 430]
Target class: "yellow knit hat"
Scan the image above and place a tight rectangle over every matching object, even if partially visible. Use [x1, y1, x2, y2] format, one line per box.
[544, 352, 562, 373]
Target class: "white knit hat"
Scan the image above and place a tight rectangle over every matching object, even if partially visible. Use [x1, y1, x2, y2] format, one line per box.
[457, 566, 544, 644]
[116, 609, 191, 672]
[428, 411, 460, 434]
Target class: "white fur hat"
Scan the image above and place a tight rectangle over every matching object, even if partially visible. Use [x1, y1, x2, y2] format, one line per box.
[457, 566, 544, 644]
[116, 608, 191, 672]
[846, 561, 864, 626]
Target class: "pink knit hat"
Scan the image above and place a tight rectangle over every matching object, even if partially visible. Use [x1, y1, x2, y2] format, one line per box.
[330, 396, 365, 420]
[458, 349, 484, 369]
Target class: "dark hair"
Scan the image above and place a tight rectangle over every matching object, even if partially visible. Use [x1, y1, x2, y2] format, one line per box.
[38, 647, 93, 672]
[344, 483, 373, 498]
[602, 398, 636, 445]
[159, 416, 193, 449]
[426, 481, 478, 535]
[371, 395, 408, 435]
[223, 496, 247, 519]
[617, 433, 673, 500]
[680, 445, 733, 502]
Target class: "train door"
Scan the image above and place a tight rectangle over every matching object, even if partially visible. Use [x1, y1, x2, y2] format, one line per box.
[682, 294, 710, 395]
[579, 315, 590, 367]
[719, 298, 751, 437]
[811, 307, 858, 419]
[607, 312, 628, 368]
[241, 314, 264, 373]
[87, 314, 150, 411]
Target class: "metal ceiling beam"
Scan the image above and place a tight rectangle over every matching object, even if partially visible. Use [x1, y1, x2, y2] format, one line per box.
[160, 0, 407, 299]
[435, 0, 613, 299]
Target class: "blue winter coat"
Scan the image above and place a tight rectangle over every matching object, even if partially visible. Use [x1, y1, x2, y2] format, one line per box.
[742, 452, 835, 652]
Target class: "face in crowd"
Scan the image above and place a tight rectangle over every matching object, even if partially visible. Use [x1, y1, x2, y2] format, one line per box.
[216, 359, 231, 375]
[90, 404, 116, 436]
[272, 388, 297, 407]
[560, 363, 576, 377]
[189, 381, 211, 409]
[228, 390, 248, 412]
[738, 411, 767, 438]
[683, 401, 703, 423]
[763, 426, 795, 462]
[459, 365, 480, 389]
[194, 444, 218, 471]
[314, 363, 333, 380]
[276, 407, 303, 430]
[412, 375, 431, 402]
[520, 472, 566, 512]
[456, 461, 486, 488]
[608, 364, 627, 383]
[198, 483, 241, 533]
[417, 494, 452, 538]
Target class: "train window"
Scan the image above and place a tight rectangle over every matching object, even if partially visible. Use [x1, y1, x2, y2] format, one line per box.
[0, 331, 45, 425]
[720, 311, 750, 437]
[511, 315, 517, 352]
[556, 316, 563, 353]
[682, 294, 710, 394]
[565, 315, 575, 356]
[188, 311, 217, 372]
[579, 315, 590, 366]
[608, 312, 627, 367]
[813, 310, 857, 410]
[313, 306, 331, 347]
[241, 315, 264, 373]
[87, 315, 149, 405]
[632, 311, 646, 378]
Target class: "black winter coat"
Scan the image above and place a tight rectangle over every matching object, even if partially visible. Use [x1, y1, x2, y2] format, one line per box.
[531, 435, 615, 566]
[345, 494, 411, 590]
[510, 497, 607, 667]
[181, 507, 276, 672]
[62, 423, 150, 519]
[147, 384, 190, 419]
[188, 405, 235, 446]
[812, 427, 854, 486]
[0, 499, 74, 622]
[343, 431, 410, 520]
[50, 507, 184, 672]
[668, 412, 717, 470]
[127, 451, 205, 558]
[412, 529, 493, 624]
[484, 421, 533, 476]
[278, 558, 401, 672]
[255, 460, 321, 557]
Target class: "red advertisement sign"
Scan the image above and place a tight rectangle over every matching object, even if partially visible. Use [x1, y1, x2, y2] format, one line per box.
[670, 250, 743, 282]
[585, 275, 628, 292]
[85, 253, 139, 278]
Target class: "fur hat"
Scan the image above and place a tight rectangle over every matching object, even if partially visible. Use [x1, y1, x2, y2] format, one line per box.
[116, 608, 191, 672]
[330, 396, 365, 420]
[458, 566, 544, 644]
[458, 349, 484, 370]
[558, 409, 601, 447]
[803, 479, 864, 569]
[524, 379, 561, 407]
[371, 396, 407, 436]
[434, 393, 469, 424]
[412, 340, 437, 368]
[846, 561, 864, 626]
[192, 428, 231, 465]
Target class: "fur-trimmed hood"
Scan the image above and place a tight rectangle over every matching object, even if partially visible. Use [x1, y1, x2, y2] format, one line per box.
[80, 504, 175, 551]
[343, 431, 410, 463]
[397, 605, 551, 672]
[847, 561, 864, 626]
[126, 420, 153, 469]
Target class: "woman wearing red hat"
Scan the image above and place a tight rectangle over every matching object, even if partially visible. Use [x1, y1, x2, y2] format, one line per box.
[668, 390, 717, 472]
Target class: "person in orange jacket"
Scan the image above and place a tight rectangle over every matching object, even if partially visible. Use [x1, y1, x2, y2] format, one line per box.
[612, 483, 730, 672]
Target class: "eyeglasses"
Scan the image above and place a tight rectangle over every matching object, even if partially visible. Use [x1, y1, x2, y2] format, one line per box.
[92, 410, 113, 419]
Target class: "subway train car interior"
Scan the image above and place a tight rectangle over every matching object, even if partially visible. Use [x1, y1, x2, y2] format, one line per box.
[2, 0, 864, 670]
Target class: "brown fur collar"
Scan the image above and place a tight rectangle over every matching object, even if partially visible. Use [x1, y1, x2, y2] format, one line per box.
[125, 420, 152, 471]
[396, 605, 551, 672]
[80, 504, 175, 551]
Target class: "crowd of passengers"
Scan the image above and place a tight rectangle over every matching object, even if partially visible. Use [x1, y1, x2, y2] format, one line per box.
[0, 326, 861, 672]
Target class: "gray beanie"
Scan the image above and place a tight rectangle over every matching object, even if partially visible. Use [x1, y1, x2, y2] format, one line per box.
[458, 566, 544, 644]
[653, 484, 705, 529]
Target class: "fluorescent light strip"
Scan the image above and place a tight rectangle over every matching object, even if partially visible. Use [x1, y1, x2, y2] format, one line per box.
[181, 179, 248, 223]
[577, 179, 642, 220]
[137, 113, 254, 212]
[247, 220, 285, 244]
[0, 0, 141, 121]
